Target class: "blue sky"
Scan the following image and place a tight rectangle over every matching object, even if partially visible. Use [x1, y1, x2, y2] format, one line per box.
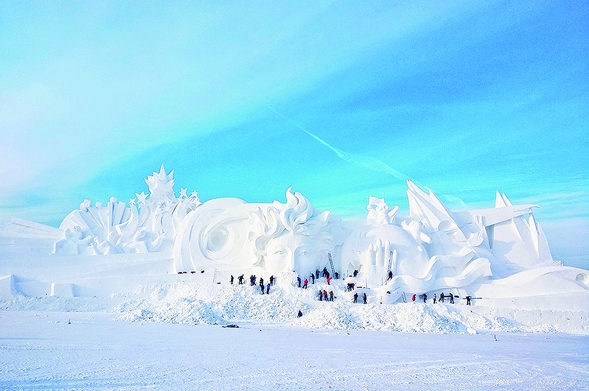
[0, 1, 587, 267]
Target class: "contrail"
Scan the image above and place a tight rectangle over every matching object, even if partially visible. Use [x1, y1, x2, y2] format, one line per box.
[266, 106, 470, 210]
[266, 106, 407, 181]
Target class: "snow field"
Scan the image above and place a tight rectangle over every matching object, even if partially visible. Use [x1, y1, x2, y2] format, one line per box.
[2, 311, 588, 390]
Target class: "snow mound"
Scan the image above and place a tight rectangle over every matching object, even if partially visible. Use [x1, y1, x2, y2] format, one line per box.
[106, 281, 589, 335]
[2, 277, 587, 335]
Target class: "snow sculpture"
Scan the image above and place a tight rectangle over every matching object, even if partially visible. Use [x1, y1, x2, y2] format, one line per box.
[172, 187, 338, 277]
[51, 165, 588, 304]
[54, 165, 200, 255]
[248, 189, 334, 277]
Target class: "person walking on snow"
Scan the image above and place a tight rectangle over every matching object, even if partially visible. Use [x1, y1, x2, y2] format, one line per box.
[310, 273, 315, 284]
[297, 276, 301, 288]
[412, 294, 416, 302]
[303, 279, 308, 289]
[266, 283, 271, 294]
[329, 291, 334, 301]
[353, 292, 358, 303]
[327, 276, 332, 285]
[363, 292, 367, 304]
[323, 290, 328, 301]
[230, 275, 234, 285]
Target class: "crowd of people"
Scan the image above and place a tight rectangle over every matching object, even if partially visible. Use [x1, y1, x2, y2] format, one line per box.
[229, 269, 474, 309]
[227, 267, 373, 307]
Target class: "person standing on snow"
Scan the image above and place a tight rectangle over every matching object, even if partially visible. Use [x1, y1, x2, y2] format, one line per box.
[310, 273, 315, 284]
[423, 293, 427, 303]
[412, 294, 416, 302]
[297, 276, 301, 288]
[230, 275, 234, 285]
[363, 292, 367, 304]
[303, 279, 308, 289]
[353, 292, 358, 303]
[266, 283, 271, 295]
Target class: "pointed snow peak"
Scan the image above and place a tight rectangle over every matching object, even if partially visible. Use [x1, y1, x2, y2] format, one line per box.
[495, 191, 506, 208]
[501, 192, 513, 207]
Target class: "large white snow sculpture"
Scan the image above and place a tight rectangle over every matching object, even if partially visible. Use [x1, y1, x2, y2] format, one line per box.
[55, 165, 201, 255]
[173, 187, 340, 278]
[50, 165, 588, 303]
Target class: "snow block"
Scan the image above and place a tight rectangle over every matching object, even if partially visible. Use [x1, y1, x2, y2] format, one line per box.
[50, 282, 74, 297]
[0, 275, 17, 300]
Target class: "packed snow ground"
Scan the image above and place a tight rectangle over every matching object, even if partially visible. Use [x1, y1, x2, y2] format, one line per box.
[2, 311, 588, 391]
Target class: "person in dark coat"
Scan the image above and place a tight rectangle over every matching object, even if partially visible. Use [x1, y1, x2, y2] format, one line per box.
[363, 292, 367, 304]
[269, 275, 274, 285]
[316, 269, 320, 279]
[439, 292, 445, 303]
[230, 275, 234, 285]
[297, 276, 301, 288]
[297, 310, 303, 318]
[353, 270, 359, 277]
[238, 274, 244, 285]
[466, 295, 472, 305]
[260, 284, 264, 294]
[310, 273, 315, 284]
[329, 291, 334, 301]
[388, 270, 393, 280]
[318, 290, 323, 301]
[433, 294, 437, 304]
[449, 293, 454, 304]
[423, 293, 427, 303]
[353, 292, 358, 303]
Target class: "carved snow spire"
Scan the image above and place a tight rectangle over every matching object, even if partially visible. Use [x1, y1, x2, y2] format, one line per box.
[145, 164, 176, 202]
